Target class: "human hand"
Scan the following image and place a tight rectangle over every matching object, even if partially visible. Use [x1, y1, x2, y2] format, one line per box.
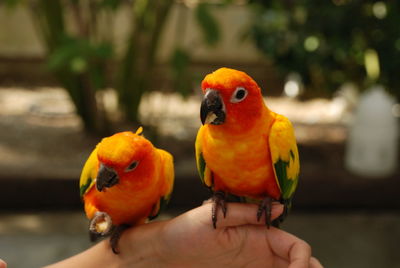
[46, 202, 322, 268]
[120, 202, 322, 268]
[0, 258, 7, 268]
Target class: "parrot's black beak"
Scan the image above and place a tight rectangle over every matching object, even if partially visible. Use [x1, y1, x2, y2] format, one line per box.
[96, 164, 119, 192]
[200, 89, 226, 125]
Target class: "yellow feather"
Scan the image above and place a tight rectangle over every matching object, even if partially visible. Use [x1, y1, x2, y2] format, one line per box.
[157, 148, 174, 199]
[195, 126, 213, 188]
[79, 146, 99, 196]
[269, 114, 300, 198]
[136, 126, 144, 136]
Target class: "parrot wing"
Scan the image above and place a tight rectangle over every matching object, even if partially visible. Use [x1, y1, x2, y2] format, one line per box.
[79, 147, 99, 197]
[195, 126, 213, 188]
[149, 149, 175, 220]
[268, 114, 300, 201]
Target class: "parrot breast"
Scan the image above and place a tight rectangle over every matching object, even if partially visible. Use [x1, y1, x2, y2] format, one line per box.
[202, 124, 281, 200]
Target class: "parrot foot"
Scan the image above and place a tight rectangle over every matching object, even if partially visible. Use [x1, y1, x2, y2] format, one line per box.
[89, 211, 113, 241]
[257, 197, 273, 228]
[110, 224, 130, 254]
[211, 191, 227, 229]
[271, 199, 291, 228]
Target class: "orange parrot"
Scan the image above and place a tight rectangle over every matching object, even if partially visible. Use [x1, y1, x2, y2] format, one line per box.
[79, 127, 174, 253]
[195, 68, 299, 228]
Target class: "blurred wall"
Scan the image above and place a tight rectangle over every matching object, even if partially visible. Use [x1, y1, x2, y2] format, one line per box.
[0, 6, 44, 57]
[0, 4, 266, 64]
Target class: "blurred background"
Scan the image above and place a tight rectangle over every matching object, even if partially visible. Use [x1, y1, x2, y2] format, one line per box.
[0, 0, 399, 267]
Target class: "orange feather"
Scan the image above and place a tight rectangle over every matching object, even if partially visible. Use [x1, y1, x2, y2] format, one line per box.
[81, 130, 174, 226]
[197, 68, 283, 200]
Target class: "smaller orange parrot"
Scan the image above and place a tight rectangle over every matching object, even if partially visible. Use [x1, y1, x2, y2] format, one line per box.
[79, 127, 174, 254]
[195, 68, 300, 228]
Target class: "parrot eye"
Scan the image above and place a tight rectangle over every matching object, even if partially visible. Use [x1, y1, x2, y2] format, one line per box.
[125, 161, 139, 172]
[230, 87, 248, 103]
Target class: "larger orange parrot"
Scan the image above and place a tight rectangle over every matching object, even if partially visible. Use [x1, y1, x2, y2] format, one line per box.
[79, 127, 174, 253]
[195, 68, 299, 228]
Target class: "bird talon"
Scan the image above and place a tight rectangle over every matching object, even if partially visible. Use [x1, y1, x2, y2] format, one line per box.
[212, 216, 217, 229]
[110, 234, 120, 254]
[211, 191, 227, 228]
[110, 224, 130, 254]
[256, 208, 263, 222]
[221, 204, 227, 218]
[257, 197, 273, 228]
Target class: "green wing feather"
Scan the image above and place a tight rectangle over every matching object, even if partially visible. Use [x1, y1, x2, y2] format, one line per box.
[195, 126, 213, 188]
[149, 149, 175, 220]
[269, 114, 300, 201]
[79, 147, 99, 197]
[273, 153, 298, 200]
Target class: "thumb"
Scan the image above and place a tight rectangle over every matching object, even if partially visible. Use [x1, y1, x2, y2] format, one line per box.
[200, 202, 284, 228]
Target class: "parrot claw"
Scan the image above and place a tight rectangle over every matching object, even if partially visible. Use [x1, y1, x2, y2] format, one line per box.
[211, 191, 227, 229]
[89, 211, 113, 238]
[110, 224, 130, 254]
[257, 197, 273, 228]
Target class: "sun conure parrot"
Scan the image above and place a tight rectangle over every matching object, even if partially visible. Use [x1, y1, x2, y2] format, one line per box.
[195, 67, 299, 228]
[79, 127, 174, 254]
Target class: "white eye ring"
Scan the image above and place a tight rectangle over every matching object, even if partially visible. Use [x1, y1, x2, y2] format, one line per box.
[125, 161, 139, 172]
[230, 87, 248, 103]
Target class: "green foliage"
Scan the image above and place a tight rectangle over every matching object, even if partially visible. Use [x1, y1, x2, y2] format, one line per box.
[3, 0, 23, 8]
[117, 0, 174, 123]
[47, 36, 112, 74]
[99, 0, 121, 10]
[250, 0, 400, 99]
[6, 1, 227, 133]
[195, 3, 221, 46]
[47, 36, 112, 92]
[170, 47, 192, 97]
[27, 0, 114, 134]
[168, 2, 223, 98]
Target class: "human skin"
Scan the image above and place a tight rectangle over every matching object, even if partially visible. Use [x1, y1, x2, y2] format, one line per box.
[45, 203, 322, 268]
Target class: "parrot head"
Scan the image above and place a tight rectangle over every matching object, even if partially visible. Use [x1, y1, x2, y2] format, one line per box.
[200, 68, 265, 130]
[95, 127, 155, 192]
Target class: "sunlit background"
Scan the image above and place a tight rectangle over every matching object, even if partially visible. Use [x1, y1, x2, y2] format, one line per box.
[0, 0, 399, 267]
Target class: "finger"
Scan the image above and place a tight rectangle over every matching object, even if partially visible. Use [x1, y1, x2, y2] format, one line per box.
[288, 240, 312, 268]
[202, 202, 284, 228]
[273, 255, 323, 268]
[272, 255, 290, 268]
[266, 228, 311, 268]
[310, 257, 324, 268]
[0, 259, 7, 268]
[202, 198, 213, 205]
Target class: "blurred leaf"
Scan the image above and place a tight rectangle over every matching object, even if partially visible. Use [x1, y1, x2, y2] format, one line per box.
[68, 0, 79, 5]
[171, 47, 190, 73]
[170, 47, 192, 97]
[90, 64, 107, 90]
[249, 0, 400, 97]
[99, 0, 121, 10]
[70, 57, 87, 73]
[195, 3, 220, 46]
[134, 0, 149, 16]
[220, 0, 235, 5]
[93, 42, 113, 58]
[47, 37, 80, 71]
[47, 36, 112, 72]
[4, 0, 24, 8]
